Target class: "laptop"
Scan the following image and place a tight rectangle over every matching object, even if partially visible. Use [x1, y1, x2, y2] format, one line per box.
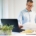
[1, 19, 25, 32]
[1, 19, 18, 26]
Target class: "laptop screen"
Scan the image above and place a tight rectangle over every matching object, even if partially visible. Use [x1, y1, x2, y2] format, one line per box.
[1, 19, 18, 27]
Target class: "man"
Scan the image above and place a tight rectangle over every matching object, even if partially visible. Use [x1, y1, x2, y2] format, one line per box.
[18, 0, 36, 29]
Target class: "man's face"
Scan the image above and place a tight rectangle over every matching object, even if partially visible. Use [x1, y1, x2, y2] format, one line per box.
[26, 2, 33, 11]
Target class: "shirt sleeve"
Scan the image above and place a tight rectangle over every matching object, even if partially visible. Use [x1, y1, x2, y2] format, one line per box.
[18, 12, 23, 26]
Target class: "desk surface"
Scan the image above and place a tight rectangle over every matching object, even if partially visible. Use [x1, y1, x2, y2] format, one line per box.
[0, 32, 36, 36]
[12, 32, 36, 36]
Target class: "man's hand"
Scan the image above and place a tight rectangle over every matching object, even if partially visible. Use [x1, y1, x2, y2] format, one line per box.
[19, 25, 23, 29]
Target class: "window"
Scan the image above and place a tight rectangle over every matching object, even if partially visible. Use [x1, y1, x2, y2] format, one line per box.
[0, 0, 9, 25]
[0, 0, 3, 24]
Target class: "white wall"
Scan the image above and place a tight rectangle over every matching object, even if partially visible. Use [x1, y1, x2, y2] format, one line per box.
[0, 0, 3, 19]
[3, 0, 15, 19]
[0, 0, 3, 24]
[3, 0, 8, 18]
[33, 0, 36, 11]
[8, 0, 14, 18]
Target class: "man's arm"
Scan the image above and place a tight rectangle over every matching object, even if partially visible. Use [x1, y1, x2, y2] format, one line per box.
[18, 12, 23, 29]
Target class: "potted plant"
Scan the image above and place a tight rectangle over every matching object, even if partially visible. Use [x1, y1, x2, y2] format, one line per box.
[2, 25, 14, 35]
[0, 25, 3, 35]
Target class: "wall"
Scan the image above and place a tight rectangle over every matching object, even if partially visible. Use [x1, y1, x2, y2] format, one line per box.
[8, 0, 15, 19]
[0, 0, 3, 24]
[3, 0, 8, 18]
[0, 0, 3, 19]
[33, 0, 36, 11]
[3, 0, 15, 19]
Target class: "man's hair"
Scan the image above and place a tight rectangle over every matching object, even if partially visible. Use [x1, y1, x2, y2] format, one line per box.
[27, 0, 33, 3]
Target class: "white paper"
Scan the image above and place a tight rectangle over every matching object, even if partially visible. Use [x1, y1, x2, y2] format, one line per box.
[23, 22, 36, 31]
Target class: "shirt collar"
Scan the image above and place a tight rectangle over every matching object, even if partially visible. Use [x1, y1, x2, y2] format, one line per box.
[24, 8, 32, 12]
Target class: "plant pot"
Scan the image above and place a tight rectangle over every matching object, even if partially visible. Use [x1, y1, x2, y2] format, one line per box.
[2, 30, 12, 36]
[0, 30, 4, 35]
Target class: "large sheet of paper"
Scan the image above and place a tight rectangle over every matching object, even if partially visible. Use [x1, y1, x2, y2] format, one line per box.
[23, 22, 36, 31]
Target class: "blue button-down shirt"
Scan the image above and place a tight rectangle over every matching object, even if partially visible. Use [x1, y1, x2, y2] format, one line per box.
[18, 9, 36, 25]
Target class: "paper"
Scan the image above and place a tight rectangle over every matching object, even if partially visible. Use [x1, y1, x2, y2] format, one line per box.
[23, 22, 36, 31]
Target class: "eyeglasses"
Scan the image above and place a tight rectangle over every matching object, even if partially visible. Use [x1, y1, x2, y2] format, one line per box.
[27, 4, 33, 7]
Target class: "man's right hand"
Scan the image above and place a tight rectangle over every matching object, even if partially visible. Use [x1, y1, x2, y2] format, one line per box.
[18, 25, 23, 29]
